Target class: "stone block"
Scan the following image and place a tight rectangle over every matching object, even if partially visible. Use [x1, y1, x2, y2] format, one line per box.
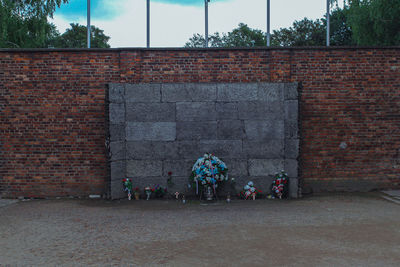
[125, 83, 161, 102]
[126, 141, 179, 160]
[110, 161, 126, 181]
[248, 159, 283, 176]
[126, 160, 162, 177]
[198, 140, 243, 159]
[285, 122, 298, 139]
[289, 178, 299, 198]
[243, 139, 284, 159]
[217, 83, 258, 101]
[176, 102, 216, 121]
[258, 83, 284, 102]
[108, 83, 125, 103]
[126, 103, 175, 122]
[284, 100, 298, 124]
[109, 124, 125, 141]
[111, 180, 126, 199]
[216, 102, 238, 120]
[176, 141, 200, 159]
[285, 139, 299, 159]
[245, 120, 284, 141]
[162, 83, 217, 102]
[177, 121, 217, 140]
[162, 160, 194, 177]
[110, 141, 125, 161]
[237, 101, 283, 120]
[217, 120, 245, 140]
[284, 159, 298, 178]
[284, 83, 298, 100]
[109, 103, 125, 124]
[126, 122, 176, 141]
[223, 159, 248, 176]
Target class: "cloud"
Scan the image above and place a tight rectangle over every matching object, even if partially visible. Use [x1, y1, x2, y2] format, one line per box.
[52, 0, 327, 48]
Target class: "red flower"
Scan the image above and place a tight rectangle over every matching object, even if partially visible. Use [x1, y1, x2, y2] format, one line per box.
[168, 171, 172, 176]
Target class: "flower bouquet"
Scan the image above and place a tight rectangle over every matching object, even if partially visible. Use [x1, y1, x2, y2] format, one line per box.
[122, 178, 133, 200]
[144, 186, 154, 200]
[133, 187, 140, 200]
[271, 170, 289, 199]
[189, 153, 228, 199]
[239, 181, 263, 200]
[154, 184, 167, 198]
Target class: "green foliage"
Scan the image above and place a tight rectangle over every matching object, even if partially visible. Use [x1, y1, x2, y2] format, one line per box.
[0, 0, 68, 48]
[185, 23, 266, 48]
[329, 8, 354, 46]
[53, 23, 110, 48]
[271, 18, 325, 46]
[347, 0, 400, 45]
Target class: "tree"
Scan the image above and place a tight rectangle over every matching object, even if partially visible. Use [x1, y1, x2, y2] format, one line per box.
[329, 7, 354, 46]
[53, 23, 111, 48]
[185, 23, 266, 48]
[346, 0, 400, 45]
[0, 0, 68, 48]
[271, 18, 325, 46]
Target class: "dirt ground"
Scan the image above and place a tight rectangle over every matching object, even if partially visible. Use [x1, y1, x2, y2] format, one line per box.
[0, 193, 399, 266]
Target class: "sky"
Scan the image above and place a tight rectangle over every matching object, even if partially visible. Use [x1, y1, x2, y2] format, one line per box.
[51, 0, 333, 48]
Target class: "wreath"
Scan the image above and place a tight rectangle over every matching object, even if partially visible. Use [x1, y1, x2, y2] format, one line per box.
[189, 153, 228, 195]
[271, 171, 289, 199]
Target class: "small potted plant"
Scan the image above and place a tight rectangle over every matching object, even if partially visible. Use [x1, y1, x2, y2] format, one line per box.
[144, 186, 154, 200]
[133, 187, 140, 200]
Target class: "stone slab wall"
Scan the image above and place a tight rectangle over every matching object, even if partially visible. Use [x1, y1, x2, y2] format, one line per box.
[109, 82, 299, 199]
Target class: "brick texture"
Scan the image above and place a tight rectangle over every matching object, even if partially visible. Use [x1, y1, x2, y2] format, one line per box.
[0, 48, 399, 197]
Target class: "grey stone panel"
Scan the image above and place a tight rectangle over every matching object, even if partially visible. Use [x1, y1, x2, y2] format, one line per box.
[110, 161, 126, 181]
[110, 141, 125, 161]
[126, 103, 175, 122]
[285, 139, 299, 159]
[284, 100, 298, 124]
[243, 139, 284, 159]
[217, 83, 258, 101]
[289, 178, 299, 198]
[257, 83, 284, 102]
[162, 160, 194, 177]
[198, 140, 243, 159]
[111, 180, 127, 199]
[177, 121, 217, 140]
[238, 101, 284, 120]
[108, 83, 125, 103]
[284, 83, 298, 100]
[217, 120, 245, 140]
[162, 83, 217, 102]
[216, 102, 239, 120]
[285, 122, 298, 139]
[109, 124, 125, 141]
[109, 103, 125, 124]
[125, 83, 161, 102]
[223, 159, 248, 176]
[126, 160, 162, 177]
[176, 141, 200, 159]
[244, 120, 284, 141]
[176, 102, 216, 121]
[248, 159, 284, 176]
[126, 122, 176, 141]
[284, 159, 298, 178]
[126, 141, 179, 160]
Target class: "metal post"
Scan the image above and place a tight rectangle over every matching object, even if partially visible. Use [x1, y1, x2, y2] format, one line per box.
[147, 0, 150, 48]
[87, 0, 91, 48]
[266, 0, 270, 46]
[205, 0, 209, 48]
[326, 0, 330, 46]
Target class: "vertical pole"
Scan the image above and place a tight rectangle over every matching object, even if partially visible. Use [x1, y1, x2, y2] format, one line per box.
[147, 0, 150, 48]
[326, 0, 330, 46]
[266, 0, 270, 46]
[205, 0, 209, 48]
[87, 0, 91, 48]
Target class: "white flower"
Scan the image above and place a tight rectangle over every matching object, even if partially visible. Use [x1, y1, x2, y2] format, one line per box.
[250, 187, 255, 192]
[248, 181, 254, 187]
[244, 185, 250, 190]
[220, 175, 224, 180]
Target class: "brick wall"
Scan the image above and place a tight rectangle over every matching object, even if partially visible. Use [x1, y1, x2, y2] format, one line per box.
[1, 47, 399, 198]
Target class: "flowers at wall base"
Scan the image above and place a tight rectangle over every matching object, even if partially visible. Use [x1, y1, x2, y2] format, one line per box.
[271, 170, 289, 199]
[239, 181, 262, 200]
[122, 178, 133, 200]
[154, 184, 167, 198]
[189, 153, 229, 195]
[144, 186, 154, 200]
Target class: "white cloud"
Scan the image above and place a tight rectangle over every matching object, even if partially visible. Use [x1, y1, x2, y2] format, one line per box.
[52, 0, 329, 48]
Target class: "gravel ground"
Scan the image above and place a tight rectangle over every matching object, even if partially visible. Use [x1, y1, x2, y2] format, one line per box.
[0, 193, 399, 266]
